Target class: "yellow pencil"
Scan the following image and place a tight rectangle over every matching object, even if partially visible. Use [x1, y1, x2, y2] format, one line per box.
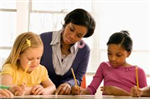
[135, 66, 139, 90]
[15, 61, 30, 96]
[20, 61, 31, 85]
[71, 68, 78, 87]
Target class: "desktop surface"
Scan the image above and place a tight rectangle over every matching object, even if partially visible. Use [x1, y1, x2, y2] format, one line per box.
[5, 95, 149, 99]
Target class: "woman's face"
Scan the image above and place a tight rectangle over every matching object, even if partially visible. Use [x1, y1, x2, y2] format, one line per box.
[62, 23, 88, 45]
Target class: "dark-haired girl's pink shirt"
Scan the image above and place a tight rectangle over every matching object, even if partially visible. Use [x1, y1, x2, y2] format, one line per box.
[87, 62, 147, 95]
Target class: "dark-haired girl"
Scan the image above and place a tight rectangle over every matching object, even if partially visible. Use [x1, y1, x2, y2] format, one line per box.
[71, 30, 147, 96]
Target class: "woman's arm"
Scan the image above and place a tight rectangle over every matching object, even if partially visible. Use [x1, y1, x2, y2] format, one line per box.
[67, 48, 90, 87]
[55, 46, 90, 95]
[66, 44, 90, 87]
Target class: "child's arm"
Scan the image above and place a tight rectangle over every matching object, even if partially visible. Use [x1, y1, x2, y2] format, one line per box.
[1, 74, 28, 95]
[32, 78, 56, 95]
[42, 78, 56, 95]
[1, 74, 13, 86]
[0, 89, 14, 98]
[101, 86, 130, 96]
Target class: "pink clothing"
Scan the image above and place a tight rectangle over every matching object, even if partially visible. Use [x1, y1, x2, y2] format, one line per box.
[87, 62, 147, 95]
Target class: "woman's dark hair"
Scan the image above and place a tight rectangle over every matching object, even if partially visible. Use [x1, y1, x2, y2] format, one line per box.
[107, 30, 133, 52]
[63, 8, 96, 38]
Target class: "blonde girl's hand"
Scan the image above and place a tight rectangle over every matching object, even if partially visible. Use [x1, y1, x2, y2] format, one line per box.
[130, 86, 142, 97]
[9, 84, 26, 96]
[31, 85, 45, 95]
[16, 84, 26, 96]
[0, 89, 14, 98]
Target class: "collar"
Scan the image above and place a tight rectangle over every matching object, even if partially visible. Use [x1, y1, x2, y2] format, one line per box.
[50, 30, 62, 45]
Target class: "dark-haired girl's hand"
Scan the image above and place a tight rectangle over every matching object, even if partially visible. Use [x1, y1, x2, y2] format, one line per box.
[130, 86, 142, 97]
[101, 86, 130, 96]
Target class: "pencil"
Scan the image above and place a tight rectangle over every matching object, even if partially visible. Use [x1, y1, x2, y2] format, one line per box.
[71, 68, 78, 87]
[135, 66, 139, 90]
[0, 85, 9, 89]
[19, 61, 31, 86]
[15, 61, 30, 96]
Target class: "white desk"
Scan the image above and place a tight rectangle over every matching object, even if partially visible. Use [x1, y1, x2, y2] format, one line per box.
[9, 95, 150, 99]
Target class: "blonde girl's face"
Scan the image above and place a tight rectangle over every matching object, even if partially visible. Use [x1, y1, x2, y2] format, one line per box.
[107, 44, 131, 68]
[62, 23, 87, 45]
[19, 46, 43, 73]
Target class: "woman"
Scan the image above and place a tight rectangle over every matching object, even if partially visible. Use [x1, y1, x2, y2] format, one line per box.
[40, 8, 96, 95]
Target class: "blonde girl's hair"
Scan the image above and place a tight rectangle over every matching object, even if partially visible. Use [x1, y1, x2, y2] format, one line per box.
[3, 32, 43, 68]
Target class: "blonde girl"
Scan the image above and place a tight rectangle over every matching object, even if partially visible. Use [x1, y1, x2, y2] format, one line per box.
[0, 32, 56, 95]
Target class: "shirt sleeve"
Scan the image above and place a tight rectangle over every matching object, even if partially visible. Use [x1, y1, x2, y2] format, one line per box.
[67, 45, 90, 87]
[87, 63, 104, 95]
[0, 64, 15, 77]
[138, 67, 147, 88]
[41, 66, 49, 82]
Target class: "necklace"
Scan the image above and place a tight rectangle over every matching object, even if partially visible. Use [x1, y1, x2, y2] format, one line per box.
[61, 48, 70, 55]
[61, 41, 71, 55]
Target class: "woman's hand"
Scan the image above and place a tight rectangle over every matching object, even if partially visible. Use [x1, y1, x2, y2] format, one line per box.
[55, 83, 71, 95]
[31, 85, 45, 95]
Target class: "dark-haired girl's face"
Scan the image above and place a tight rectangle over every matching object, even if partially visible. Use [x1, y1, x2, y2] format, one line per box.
[62, 23, 87, 45]
[107, 44, 131, 68]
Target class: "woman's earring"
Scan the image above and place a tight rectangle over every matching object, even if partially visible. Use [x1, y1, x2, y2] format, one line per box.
[78, 40, 85, 48]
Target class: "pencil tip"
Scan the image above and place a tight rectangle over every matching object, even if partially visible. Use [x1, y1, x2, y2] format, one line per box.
[28, 61, 31, 65]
